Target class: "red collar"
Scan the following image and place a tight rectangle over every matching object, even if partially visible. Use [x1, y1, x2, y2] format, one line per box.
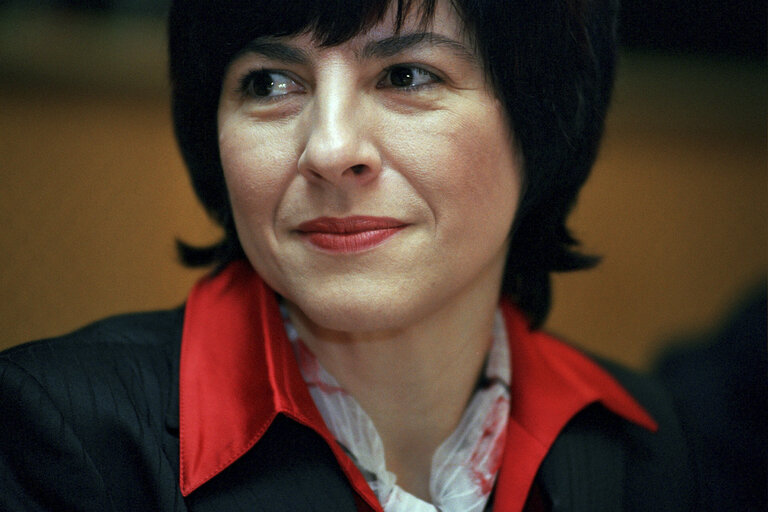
[179, 261, 656, 511]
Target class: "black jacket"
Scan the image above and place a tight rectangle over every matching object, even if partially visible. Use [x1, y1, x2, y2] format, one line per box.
[0, 308, 698, 511]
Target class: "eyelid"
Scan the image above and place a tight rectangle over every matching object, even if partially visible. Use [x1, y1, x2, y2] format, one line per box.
[378, 63, 443, 90]
[386, 62, 443, 78]
[236, 68, 305, 100]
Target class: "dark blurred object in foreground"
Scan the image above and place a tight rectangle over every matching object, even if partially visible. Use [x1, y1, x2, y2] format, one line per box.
[654, 283, 767, 512]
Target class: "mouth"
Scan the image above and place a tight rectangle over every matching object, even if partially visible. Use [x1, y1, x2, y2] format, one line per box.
[296, 216, 407, 253]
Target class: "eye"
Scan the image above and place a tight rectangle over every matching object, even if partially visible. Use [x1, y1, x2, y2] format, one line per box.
[378, 65, 440, 89]
[238, 70, 303, 99]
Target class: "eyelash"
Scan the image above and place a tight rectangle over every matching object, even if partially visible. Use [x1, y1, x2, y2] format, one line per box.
[236, 64, 442, 101]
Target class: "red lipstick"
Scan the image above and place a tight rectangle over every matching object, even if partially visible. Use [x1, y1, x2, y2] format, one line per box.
[296, 216, 406, 253]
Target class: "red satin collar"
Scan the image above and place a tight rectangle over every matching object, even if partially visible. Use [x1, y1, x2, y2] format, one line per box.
[179, 261, 656, 511]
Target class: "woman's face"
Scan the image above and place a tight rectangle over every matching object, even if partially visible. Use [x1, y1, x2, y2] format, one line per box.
[217, 1, 522, 332]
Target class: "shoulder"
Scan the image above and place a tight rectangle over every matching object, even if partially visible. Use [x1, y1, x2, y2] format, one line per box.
[0, 309, 185, 510]
[1, 307, 184, 430]
[3, 306, 184, 359]
[2, 307, 183, 386]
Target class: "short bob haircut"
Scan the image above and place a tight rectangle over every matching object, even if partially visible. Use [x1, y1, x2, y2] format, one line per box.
[169, 0, 619, 327]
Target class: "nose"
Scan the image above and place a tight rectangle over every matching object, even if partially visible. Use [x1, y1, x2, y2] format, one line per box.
[297, 85, 381, 187]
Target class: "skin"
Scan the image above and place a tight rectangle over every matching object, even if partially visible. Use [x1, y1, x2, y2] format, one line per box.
[217, 1, 521, 501]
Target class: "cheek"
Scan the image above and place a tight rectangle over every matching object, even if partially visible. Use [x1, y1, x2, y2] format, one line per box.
[397, 107, 521, 240]
[444, 148, 519, 253]
[218, 122, 296, 225]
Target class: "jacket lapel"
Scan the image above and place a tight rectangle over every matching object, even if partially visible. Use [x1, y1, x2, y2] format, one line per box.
[535, 405, 626, 512]
[184, 414, 360, 511]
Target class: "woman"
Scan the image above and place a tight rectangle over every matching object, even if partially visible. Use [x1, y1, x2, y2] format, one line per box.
[0, 0, 697, 510]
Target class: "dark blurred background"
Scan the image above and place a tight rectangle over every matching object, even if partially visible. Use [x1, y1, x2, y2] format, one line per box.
[621, 0, 765, 57]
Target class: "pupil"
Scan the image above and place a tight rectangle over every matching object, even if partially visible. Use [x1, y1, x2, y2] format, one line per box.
[251, 72, 274, 96]
[391, 67, 414, 87]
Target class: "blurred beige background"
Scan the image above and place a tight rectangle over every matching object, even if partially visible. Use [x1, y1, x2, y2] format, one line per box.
[1, 10, 765, 368]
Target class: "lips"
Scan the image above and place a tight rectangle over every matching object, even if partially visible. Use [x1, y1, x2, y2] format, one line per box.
[296, 216, 407, 253]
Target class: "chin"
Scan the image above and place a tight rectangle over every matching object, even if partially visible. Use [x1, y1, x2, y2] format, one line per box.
[290, 287, 428, 335]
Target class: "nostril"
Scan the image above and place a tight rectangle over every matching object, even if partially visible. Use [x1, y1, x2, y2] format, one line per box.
[350, 165, 365, 175]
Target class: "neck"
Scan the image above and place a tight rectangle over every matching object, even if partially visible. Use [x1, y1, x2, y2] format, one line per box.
[285, 263, 503, 500]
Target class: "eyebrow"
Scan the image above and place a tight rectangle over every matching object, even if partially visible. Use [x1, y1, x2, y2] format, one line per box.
[360, 32, 477, 63]
[238, 32, 477, 65]
[239, 39, 311, 64]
